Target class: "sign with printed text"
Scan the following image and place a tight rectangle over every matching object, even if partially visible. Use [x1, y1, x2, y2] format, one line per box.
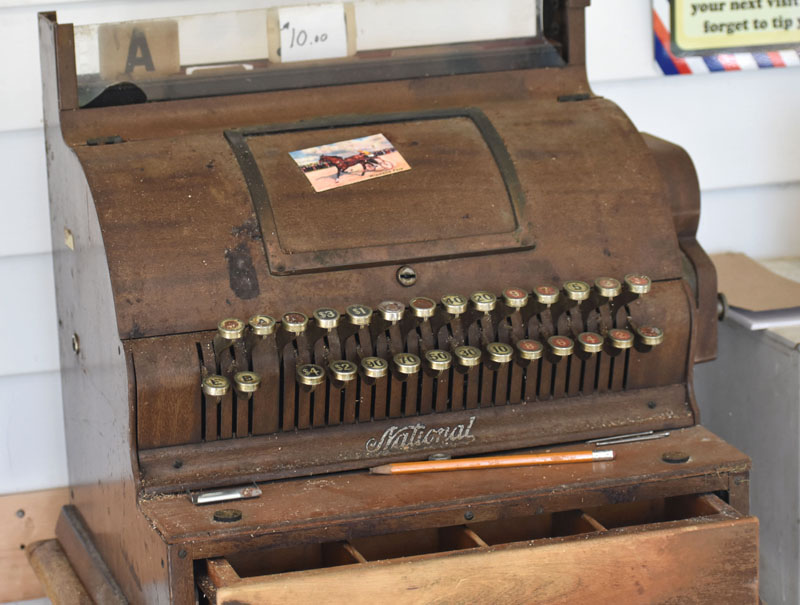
[673, 0, 800, 52]
[277, 3, 349, 62]
[653, 0, 800, 74]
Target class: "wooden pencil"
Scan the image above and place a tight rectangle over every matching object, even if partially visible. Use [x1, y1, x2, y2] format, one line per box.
[370, 449, 615, 475]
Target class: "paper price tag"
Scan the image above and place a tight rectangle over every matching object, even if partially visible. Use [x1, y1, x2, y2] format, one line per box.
[278, 3, 349, 63]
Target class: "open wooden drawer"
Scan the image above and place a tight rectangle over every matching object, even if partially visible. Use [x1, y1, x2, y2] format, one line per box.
[197, 493, 758, 604]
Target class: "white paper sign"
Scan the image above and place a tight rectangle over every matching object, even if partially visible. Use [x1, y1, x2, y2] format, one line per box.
[278, 3, 348, 63]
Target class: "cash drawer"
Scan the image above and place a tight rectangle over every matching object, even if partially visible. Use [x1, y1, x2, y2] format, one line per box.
[198, 493, 758, 604]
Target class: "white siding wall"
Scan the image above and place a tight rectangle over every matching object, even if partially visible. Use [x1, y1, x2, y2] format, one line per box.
[0, 1, 797, 602]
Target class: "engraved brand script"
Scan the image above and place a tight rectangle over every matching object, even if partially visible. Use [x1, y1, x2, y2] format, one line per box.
[365, 417, 477, 454]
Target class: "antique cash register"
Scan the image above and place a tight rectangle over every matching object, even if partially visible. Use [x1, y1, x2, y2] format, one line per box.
[37, 1, 759, 602]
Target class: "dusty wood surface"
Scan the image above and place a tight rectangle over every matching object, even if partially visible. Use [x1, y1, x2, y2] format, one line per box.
[141, 426, 749, 557]
[26, 539, 92, 604]
[211, 515, 759, 605]
[1, 487, 69, 603]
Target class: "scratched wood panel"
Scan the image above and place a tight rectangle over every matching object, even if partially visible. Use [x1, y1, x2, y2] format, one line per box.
[1, 487, 70, 603]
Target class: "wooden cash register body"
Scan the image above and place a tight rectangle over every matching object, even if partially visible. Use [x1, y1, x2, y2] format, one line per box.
[37, 2, 758, 602]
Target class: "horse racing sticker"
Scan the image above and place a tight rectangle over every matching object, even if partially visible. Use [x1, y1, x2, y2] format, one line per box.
[289, 133, 411, 192]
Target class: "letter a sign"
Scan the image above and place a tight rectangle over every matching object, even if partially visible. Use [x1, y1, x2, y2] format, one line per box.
[99, 19, 180, 81]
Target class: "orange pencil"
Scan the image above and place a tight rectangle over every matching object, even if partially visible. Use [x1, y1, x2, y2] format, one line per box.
[370, 449, 615, 475]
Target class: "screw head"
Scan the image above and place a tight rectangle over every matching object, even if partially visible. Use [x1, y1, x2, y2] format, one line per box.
[662, 451, 690, 464]
[213, 509, 243, 523]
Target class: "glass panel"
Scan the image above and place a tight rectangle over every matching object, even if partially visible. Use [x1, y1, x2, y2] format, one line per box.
[72, 0, 549, 107]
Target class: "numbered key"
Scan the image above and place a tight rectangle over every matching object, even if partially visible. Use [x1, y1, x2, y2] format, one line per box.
[502, 287, 529, 309]
[637, 326, 664, 346]
[577, 332, 604, 354]
[534, 285, 559, 306]
[248, 315, 276, 336]
[361, 356, 389, 378]
[214, 318, 246, 356]
[548, 335, 575, 356]
[608, 328, 634, 350]
[594, 277, 622, 299]
[470, 291, 497, 313]
[563, 281, 591, 302]
[410, 296, 437, 319]
[454, 345, 482, 367]
[297, 363, 325, 386]
[377, 300, 405, 323]
[313, 308, 340, 329]
[487, 342, 514, 364]
[346, 304, 373, 326]
[624, 274, 652, 294]
[516, 339, 544, 361]
[441, 294, 468, 316]
[217, 318, 245, 340]
[329, 359, 358, 382]
[425, 349, 452, 371]
[393, 352, 421, 375]
[282, 312, 309, 333]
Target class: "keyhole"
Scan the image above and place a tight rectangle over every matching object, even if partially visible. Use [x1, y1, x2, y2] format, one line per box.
[396, 265, 417, 287]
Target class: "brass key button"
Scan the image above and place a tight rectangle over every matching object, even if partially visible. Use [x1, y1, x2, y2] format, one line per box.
[470, 291, 497, 313]
[425, 349, 452, 371]
[578, 332, 604, 353]
[313, 308, 340, 329]
[441, 294, 467, 316]
[595, 277, 622, 298]
[361, 356, 389, 378]
[609, 328, 634, 349]
[637, 326, 664, 346]
[218, 318, 245, 340]
[248, 315, 276, 336]
[329, 360, 358, 382]
[234, 371, 261, 394]
[624, 274, 652, 294]
[377, 300, 405, 323]
[454, 345, 482, 367]
[410, 297, 437, 319]
[297, 363, 325, 386]
[534, 285, 559, 306]
[346, 304, 373, 326]
[487, 342, 514, 364]
[202, 375, 230, 397]
[393, 353, 421, 375]
[563, 281, 591, 302]
[548, 335, 575, 356]
[516, 339, 544, 360]
[282, 312, 308, 333]
[502, 288, 528, 308]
